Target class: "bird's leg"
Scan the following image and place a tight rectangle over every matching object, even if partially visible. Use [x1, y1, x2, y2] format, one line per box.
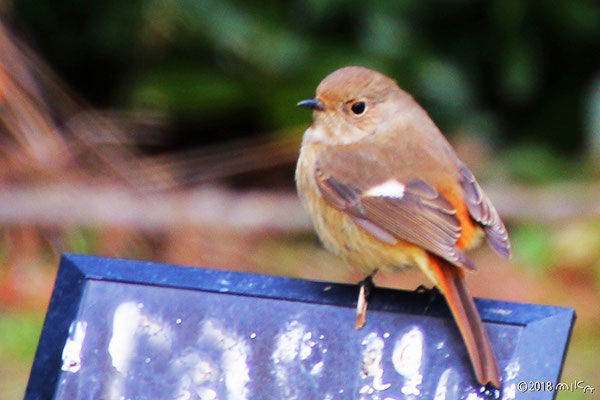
[355, 269, 378, 330]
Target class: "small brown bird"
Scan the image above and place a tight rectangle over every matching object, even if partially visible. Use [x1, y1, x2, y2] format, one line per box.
[295, 66, 510, 387]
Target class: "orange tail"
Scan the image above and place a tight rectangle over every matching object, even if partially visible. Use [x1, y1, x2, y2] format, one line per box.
[428, 255, 501, 387]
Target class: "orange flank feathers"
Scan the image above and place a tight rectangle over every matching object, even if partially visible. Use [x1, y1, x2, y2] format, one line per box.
[440, 186, 482, 252]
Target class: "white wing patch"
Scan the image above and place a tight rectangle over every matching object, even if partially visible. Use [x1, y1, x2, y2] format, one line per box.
[364, 179, 406, 199]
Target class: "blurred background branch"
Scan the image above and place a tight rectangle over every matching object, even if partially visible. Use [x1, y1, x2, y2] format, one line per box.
[0, 181, 598, 230]
[0, 1, 598, 398]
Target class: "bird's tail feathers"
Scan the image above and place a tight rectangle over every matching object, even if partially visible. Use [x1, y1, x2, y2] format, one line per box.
[428, 254, 501, 387]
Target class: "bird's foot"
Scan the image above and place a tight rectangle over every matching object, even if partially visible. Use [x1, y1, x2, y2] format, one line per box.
[479, 382, 501, 399]
[414, 284, 431, 293]
[355, 271, 377, 330]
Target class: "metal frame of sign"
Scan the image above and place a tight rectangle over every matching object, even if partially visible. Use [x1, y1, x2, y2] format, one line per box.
[26, 254, 575, 399]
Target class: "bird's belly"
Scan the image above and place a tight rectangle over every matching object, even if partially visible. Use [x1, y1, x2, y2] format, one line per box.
[309, 195, 429, 274]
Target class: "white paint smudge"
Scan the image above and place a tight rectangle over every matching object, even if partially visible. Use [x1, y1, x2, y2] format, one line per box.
[361, 332, 385, 378]
[61, 320, 87, 373]
[271, 320, 327, 399]
[108, 302, 140, 373]
[108, 301, 173, 374]
[300, 332, 313, 360]
[201, 319, 250, 400]
[310, 360, 324, 376]
[489, 308, 512, 316]
[273, 321, 308, 365]
[172, 351, 219, 400]
[172, 319, 250, 400]
[360, 332, 392, 399]
[504, 358, 520, 380]
[434, 368, 459, 400]
[392, 327, 424, 396]
[197, 387, 217, 400]
[502, 383, 517, 400]
[501, 358, 521, 400]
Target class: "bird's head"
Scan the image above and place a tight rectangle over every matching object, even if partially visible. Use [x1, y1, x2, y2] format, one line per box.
[298, 66, 407, 145]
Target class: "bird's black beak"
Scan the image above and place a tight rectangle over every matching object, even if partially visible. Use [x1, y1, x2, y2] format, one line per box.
[297, 98, 325, 111]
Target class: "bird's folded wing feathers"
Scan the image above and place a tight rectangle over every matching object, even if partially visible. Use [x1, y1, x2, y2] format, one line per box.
[315, 148, 476, 270]
[458, 165, 511, 259]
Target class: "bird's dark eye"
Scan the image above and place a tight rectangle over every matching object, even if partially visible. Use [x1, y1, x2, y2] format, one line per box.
[351, 101, 366, 115]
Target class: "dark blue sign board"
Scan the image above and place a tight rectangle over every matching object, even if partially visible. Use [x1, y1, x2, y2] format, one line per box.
[26, 254, 575, 399]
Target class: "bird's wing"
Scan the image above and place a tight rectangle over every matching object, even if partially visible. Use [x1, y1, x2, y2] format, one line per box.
[315, 146, 476, 270]
[458, 165, 511, 259]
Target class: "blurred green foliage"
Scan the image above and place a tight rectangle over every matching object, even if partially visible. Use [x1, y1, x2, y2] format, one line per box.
[511, 224, 553, 272]
[0, 313, 44, 400]
[503, 144, 583, 183]
[64, 227, 98, 254]
[0, 313, 42, 362]
[10, 0, 600, 162]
